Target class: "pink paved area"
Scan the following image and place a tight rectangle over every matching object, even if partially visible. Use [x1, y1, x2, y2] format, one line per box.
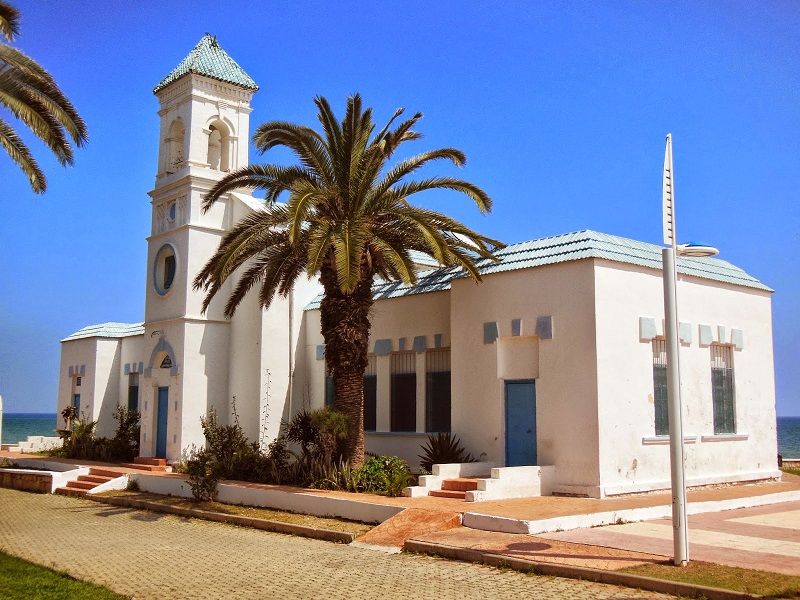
[540, 500, 800, 575]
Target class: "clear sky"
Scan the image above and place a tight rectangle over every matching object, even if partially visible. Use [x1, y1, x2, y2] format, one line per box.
[0, 1, 797, 415]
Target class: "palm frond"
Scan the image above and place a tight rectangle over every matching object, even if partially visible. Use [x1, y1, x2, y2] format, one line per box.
[0, 115, 44, 192]
[0, 1, 19, 42]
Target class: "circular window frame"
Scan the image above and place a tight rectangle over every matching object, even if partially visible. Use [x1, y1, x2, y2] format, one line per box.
[153, 243, 178, 297]
[167, 201, 177, 223]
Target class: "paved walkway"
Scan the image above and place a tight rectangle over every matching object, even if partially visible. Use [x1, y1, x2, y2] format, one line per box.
[0, 488, 674, 600]
[540, 500, 800, 576]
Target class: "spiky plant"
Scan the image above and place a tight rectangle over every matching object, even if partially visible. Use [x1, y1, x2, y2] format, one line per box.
[418, 432, 476, 472]
[195, 94, 503, 467]
[0, 1, 88, 193]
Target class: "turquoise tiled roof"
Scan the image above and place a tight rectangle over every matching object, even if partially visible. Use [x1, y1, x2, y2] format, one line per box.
[62, 322, 144, 342]
[153, 34, 258, 93]
[305, 230, 771, 309]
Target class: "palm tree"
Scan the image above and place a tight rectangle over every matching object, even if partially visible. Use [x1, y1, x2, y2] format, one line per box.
[195, 94, 503, 467]
[0, 1, 88, 193]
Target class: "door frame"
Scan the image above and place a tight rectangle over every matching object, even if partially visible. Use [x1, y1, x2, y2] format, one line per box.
[504, 379, 537, 467]
[156, 386, 169, 458]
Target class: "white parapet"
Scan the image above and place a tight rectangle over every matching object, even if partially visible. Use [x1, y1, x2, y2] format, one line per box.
[403, 461, 494, 497]
[466, 465, 556, 502]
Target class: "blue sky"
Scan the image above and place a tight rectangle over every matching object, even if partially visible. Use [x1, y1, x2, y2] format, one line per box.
[1, 1, 797, 415]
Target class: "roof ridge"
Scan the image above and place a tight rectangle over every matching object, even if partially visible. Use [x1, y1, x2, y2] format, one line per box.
[153, 34, 258, 94]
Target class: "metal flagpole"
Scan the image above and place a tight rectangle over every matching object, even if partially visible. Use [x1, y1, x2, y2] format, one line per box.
[662, 133, 690, 566]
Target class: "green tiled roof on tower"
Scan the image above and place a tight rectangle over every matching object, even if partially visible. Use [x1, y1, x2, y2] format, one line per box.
[153, 34, 259, 94]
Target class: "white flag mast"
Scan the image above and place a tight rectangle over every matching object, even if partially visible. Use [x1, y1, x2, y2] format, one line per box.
[661, 133, 689, 566]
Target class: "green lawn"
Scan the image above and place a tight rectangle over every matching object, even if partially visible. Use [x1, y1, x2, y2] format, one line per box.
[0, 551, 125, 600]
[622, 560, 800, 598]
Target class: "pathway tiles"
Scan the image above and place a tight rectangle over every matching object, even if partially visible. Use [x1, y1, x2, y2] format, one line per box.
[0, 488, 673, 600]
[539, 500, 800, 576]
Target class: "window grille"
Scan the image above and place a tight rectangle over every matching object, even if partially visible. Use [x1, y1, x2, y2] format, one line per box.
[711, 344, 736, 434]
[391, 352, 416, 432]
[128, 373, 140, 413]
[363, 355, 377, 431]
[426, 349, 451, 433]
[652, 339, 668, 436]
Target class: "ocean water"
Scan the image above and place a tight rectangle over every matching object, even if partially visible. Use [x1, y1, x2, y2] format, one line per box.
[778, 416, 800, 459]
[2, 413, 800, 457]
[1, 413, 58, 445]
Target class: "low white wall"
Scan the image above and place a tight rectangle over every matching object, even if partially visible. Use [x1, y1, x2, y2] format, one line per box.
[132, 473, 404, 524]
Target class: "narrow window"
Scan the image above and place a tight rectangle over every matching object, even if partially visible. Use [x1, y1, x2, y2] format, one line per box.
[75, 376, 82, 387]
[652, 339, 668, 436]
[163, 254, 176, 290]
[426, 348, 451, 433]
[323, 358, 335, 408]
[390, 352, 416, 432]
[363, 356, 377, 431]
[711, 344, 736, 434]
[324, 374, 334, 408]
[128, 373, 140, 413]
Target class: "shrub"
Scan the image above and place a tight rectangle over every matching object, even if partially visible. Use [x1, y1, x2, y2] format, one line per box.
[285, 407, 350, 465]
[109, 407, 140, 462]
[418, 432, 476, 472]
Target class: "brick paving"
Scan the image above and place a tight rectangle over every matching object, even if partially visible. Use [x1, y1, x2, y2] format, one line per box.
[540, 500, 800, 576]
[0, 488, 674, 599]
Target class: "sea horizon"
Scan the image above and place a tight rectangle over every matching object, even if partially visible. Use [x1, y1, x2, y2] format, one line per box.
[3, 413, 800, 458]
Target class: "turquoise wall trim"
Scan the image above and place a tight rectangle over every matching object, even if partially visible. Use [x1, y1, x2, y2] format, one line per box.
[699, 324, 713, 346]
[731, 329, 744, 349]
[535, 316, 553, 339]
[374, 339, 392, 356]
[679, 322, 692, 344]
[511, 318, 521, 337]
[483, 322, 499, 344]
[639, 317, 657, 340]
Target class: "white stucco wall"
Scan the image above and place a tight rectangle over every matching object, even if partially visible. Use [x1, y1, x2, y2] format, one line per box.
[593, 260, 778, 496]
[450, 260, 601, 493]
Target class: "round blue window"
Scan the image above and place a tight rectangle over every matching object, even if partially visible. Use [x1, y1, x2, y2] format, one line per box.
[153, 244, 177, 296]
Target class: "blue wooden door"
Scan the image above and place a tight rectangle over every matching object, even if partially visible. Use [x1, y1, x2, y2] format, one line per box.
[156, 387, 169, 458]
[72, 394, 80, 415]
[505, 381, 537, 466]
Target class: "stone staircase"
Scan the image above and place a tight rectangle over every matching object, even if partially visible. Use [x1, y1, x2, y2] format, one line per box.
[405, 462, 557, 501]
[55, 467, 124, 497]
[1, 436, 62, 453]
[428, 478, 480, 500]
[121, 457, 171, 472]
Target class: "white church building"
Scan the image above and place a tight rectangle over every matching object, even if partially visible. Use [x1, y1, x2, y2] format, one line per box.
[57, 35, 780, 498]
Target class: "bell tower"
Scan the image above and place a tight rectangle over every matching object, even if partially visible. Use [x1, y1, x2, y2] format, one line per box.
[140, 35, 259, 460]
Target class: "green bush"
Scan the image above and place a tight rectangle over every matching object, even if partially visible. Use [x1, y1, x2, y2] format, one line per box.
[55, 407, 140, 463]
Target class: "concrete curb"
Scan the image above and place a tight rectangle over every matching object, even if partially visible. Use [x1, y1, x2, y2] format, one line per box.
[87, 495, 355, 544]
[464, 489, 800, 535]
[404, 540, 759, 600]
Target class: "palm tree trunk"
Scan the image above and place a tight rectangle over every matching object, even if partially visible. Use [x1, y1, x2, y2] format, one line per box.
[319, 252, 373, 468]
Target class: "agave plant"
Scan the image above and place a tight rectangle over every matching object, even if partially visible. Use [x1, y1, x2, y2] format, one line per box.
[418, 432, 476, 472]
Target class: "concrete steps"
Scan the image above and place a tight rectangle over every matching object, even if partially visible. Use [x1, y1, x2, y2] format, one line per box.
[55, 468, 122, 497]
[120, 457, 171, 472]
[428, 478, 480, 500]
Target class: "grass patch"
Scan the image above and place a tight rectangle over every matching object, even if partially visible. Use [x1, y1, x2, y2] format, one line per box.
[96, 490, 372, 536]
[0, 551, 124, 599]
[621, 560, 800, 597]
[781, 467, 800, 477]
